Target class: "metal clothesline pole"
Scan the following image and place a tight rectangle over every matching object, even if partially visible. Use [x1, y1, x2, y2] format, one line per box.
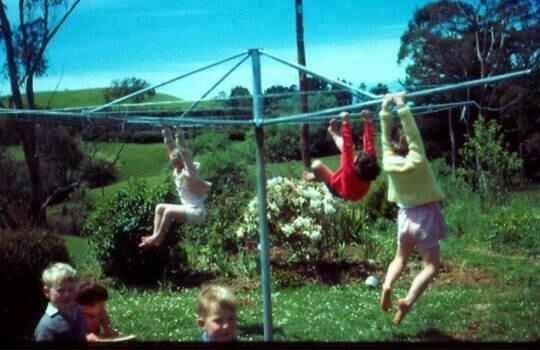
[250, 48, 273, 342]
[263, 68, 532, 126]
[87, 51, 249, 113]
[155, 54, 250, 126]
[262, 51, 379, 99]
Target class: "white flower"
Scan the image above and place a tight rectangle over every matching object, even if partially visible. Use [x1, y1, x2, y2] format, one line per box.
[236, 227, 245, 239]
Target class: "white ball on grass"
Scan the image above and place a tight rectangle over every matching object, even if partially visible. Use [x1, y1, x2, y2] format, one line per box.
[365, 275, 379, 288]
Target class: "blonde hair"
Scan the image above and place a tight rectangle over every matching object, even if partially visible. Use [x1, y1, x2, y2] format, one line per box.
[197, 285, 236, 319]
[42, 262, 78, 288]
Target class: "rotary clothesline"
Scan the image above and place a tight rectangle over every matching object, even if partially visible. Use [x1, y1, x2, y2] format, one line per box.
[0, 48, 533, 342]
[1, 49, 531, 128]
[0, 99, 510, 128]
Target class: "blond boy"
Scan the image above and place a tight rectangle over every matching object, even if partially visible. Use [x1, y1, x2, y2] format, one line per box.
[34, 263, 86, 342]
[197, 285, 238, 342]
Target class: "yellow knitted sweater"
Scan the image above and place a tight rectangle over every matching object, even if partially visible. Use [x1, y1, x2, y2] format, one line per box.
[380, 106, 444, 207]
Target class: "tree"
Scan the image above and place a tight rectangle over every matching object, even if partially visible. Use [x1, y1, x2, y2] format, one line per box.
[369, 83, 389, 96]
[398, 0, 540, 135]
[228, 85, 252, 112]
[0, 0, 81, 225]
[104, 77, 155, 103]
[330, 78, 353, 107]
[263, 84, 296, 115]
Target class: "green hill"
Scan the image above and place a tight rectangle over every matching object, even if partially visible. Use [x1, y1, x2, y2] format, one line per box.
[1, 87, 181, 109]
[1, 87, 234, 111]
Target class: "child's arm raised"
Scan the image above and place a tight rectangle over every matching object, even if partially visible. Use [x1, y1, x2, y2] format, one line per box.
[162, 128, 177, 158]
[394, 94, 425, 172]
[175, 130, 198, 176]
[381, 93, 424, 173]
[379, 94, 394, 157]
[328, 118, 344, 153]
[394, 94, 425, 158]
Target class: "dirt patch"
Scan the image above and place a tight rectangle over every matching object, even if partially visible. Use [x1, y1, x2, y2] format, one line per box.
[453, 320, 482, 341]
[272, 260, 379, 285]
[436, 262, 495, 287]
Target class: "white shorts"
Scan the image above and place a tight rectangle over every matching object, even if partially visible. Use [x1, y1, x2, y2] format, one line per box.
[166, 203, 207, 225]
[397, 201, 447, 253]
[182, 204, 207, 224]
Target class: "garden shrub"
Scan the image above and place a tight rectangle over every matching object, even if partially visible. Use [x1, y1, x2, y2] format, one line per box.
[264, 126, 302, 162]
[83, 178, 187, 285]
[81, 158, 118, 188]
[361, 217, 396, 267]
[361, 175, 397, 221]
[487, 208, 540, 256]
[0, 230, 71, 341]
[198, 141, 252, 192]
[191, 131, 231, 156]
[177, 186, 252, 276]
[236, 177, 348, 263]
[460, 116, 522, 202]
[235, 176, 400, 267]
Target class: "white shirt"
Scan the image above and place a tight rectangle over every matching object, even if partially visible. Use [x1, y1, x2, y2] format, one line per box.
[174, 163, 208, 207]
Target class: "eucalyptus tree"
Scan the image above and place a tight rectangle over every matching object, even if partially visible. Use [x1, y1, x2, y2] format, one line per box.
[0, 0, 81, 225]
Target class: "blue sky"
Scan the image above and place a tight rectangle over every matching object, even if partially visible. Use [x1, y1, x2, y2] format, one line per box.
[2, 0, 434, 102]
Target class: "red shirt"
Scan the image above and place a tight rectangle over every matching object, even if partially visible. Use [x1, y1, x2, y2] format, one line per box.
[329, 119, 376, 201]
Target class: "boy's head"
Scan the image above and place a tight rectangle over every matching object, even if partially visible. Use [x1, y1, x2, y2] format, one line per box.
[42, 262, 79, 312]
[197, 285, 237, 342]
[354, 152, 380, 181]
[76, 281, 108, 317]
[390, 123, 409, 157]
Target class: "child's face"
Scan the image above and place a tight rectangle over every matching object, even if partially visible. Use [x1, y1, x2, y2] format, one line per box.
[170, 157, 184, 170]
[199, 305, 237, 342]
[81, 301, 105, 318]
[45, 279, 78, 312]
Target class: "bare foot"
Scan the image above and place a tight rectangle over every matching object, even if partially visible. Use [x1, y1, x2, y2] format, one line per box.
[393, 299, 411, 325]
[380, 287, 392, 312]
[139, 234, 161, 248]
[327, 118, 338, 133]
[303, 170, 316, 182]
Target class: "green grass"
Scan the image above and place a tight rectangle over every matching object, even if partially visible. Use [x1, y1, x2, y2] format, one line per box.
[16, 139, 540, 341]
[2, 88, 179, 109]
[64, 189, 540, 342]
[98, 247, 539, 341]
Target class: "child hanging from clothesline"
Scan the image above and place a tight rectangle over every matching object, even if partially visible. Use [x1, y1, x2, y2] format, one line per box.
[139, 128, 212, 248]
[378, 92, 447, 325]
[303, 109, 380, 201]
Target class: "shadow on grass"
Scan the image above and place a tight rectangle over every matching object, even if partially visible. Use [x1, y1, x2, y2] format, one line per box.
[272, 260, 378, 285]
[392, 327, 462, 342]
[173, 270, 218, 289]
[238, 323, 288, 339]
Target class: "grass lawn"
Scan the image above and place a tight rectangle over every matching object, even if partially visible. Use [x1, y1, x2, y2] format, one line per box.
[60, 141, 540, 341]
[63, 233, 540, 341]
[1, 88, 179, 109]
[30, 142, 540, 341]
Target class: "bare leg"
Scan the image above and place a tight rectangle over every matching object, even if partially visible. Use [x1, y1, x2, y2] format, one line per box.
[139, 205, 186, 248]
[381, 238, 415, 312]
[153, 204, 166, 236]
[311, 160, 334, 184]
[303, 159, 334, 184]
[328, 130, 344, 153]
[393, 245, 440, 324]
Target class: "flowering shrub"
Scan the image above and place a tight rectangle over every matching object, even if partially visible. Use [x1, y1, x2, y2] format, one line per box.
[236, 176, 345, 262]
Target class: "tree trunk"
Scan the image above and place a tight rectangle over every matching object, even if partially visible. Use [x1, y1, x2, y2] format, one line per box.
[295, 0, 311, 168]
[18, 122, 46, 226]
[448, 109, 456, 177]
